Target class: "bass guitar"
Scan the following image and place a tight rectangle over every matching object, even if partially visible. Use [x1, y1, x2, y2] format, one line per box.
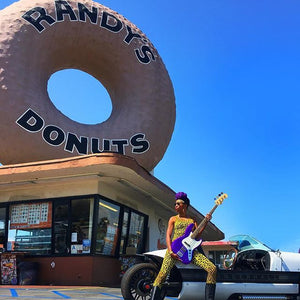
[171, 192, 228, 264]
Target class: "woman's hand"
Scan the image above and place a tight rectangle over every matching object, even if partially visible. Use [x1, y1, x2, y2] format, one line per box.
[205, 213, 212, 221]
[169, 250, 181, 261]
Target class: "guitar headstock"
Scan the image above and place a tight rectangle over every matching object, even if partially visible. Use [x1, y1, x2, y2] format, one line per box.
[215, 192, 228, 205]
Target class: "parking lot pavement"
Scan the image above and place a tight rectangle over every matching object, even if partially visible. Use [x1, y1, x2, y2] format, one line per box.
[0, 286, 123, 299]
[0, 286, 178, 299]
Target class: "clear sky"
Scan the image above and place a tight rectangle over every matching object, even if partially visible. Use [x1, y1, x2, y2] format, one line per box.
[1, 0, 299, 253]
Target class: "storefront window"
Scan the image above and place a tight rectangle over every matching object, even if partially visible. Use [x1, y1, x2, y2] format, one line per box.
[3, 195, 147, 257]
[53, 200, 69, 254]
[128, 212, 146, 254]
[119, 209, 129, 254]
[119, 209, 147, 255]
[8, 202, 52, 255]
[71, 198, 94, 254]
[95, 199, 120, 255]
[0, 207, 6, 250]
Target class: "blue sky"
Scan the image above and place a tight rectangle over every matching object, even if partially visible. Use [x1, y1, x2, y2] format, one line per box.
[1, 0, 299, 253]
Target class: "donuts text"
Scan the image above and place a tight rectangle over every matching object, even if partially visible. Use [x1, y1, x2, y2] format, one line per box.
[16, 109, 150, 156]
[22, 0, 156, 64]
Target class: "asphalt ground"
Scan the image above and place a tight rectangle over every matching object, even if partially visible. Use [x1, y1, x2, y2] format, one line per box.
[0, 286, 178, 300]
[0, 286, 122, 300]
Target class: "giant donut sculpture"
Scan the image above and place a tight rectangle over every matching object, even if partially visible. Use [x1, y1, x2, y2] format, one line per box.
[0, 0, 175, 171]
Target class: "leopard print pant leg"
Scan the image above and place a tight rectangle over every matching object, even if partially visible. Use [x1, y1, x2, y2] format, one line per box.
[153, 251, 176, 287]
[153, 250, 217, 286]
[192, 252, 217, 284]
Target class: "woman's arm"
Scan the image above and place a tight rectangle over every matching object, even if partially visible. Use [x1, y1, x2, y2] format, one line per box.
[166, 216, 180, 260]
[166, 216, 175, 252]
[194, 214, 212, 239]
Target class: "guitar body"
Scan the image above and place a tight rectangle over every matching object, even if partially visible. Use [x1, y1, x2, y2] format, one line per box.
[171, 223, 203, 264]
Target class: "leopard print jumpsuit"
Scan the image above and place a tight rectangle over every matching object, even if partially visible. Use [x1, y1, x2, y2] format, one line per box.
[153, 215, 217, 287]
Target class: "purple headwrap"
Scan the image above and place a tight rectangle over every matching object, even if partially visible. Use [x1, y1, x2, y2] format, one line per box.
[175, 192, 190, 207]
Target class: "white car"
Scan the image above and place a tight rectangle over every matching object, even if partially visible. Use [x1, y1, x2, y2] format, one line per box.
[121, 235, 300, 300]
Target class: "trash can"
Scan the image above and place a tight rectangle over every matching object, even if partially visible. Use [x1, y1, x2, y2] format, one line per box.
[18, 262, 39, 285]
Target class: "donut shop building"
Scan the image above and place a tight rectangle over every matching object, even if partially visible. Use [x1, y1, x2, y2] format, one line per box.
[0, 154, 224, 286]
[0, 0, 224, 286]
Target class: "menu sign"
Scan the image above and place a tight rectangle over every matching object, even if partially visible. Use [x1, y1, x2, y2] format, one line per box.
[10, 202, 52, 229]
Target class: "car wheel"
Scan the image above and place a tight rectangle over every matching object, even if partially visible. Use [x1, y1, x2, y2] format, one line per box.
[121, 262, 164, 300]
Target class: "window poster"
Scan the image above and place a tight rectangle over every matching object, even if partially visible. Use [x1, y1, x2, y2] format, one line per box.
[10, 202, 52, 229]
[71, 244, 83, 254]
[102, 225, 118, 255]
[1, 254, 17, 285]
[82, 239, 91, 254]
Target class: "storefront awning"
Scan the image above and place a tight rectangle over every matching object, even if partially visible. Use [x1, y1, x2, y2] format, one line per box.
[0, 153, 224, 241]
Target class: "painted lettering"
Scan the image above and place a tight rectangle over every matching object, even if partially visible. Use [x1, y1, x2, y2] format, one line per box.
[124, 25, 142, 44]
[135, 45, 155, 64]
[111, 140, 129, 154]
[100, 11, 123, 33]
[91, 138, 111, 153]
[16, 108, 44, 132]
[131, 133, 150, 153]
[16, 109, 150, 156]
[22, 7, 56, 33]
[78, 3, 98, 24]
[65, 133, 88, 154]
[55, 0, 77, 22]
[22, 1, 156, 64]
[43, 125, 65, 146]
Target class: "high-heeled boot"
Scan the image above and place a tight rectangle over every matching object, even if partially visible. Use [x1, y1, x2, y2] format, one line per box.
[205, 283, 216, 300]
[150, 286, 162, 300]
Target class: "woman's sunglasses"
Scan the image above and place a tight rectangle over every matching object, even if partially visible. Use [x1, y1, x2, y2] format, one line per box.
[174, 201, 185, 206]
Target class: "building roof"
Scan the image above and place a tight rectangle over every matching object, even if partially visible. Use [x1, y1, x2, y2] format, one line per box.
[0, 153, 224, 241]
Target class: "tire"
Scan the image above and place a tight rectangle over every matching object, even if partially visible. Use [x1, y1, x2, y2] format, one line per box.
[121, 262, 165, 300]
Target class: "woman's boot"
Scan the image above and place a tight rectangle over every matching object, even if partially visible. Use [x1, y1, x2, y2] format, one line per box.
[150, 286, 162, 300]
[205, 283, 216, 300]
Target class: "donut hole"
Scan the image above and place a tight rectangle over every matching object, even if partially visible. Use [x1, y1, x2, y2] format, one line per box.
[47, 69, 112, 125]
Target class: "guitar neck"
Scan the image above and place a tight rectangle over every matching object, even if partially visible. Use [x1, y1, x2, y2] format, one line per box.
[191, 204, 218, 239]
